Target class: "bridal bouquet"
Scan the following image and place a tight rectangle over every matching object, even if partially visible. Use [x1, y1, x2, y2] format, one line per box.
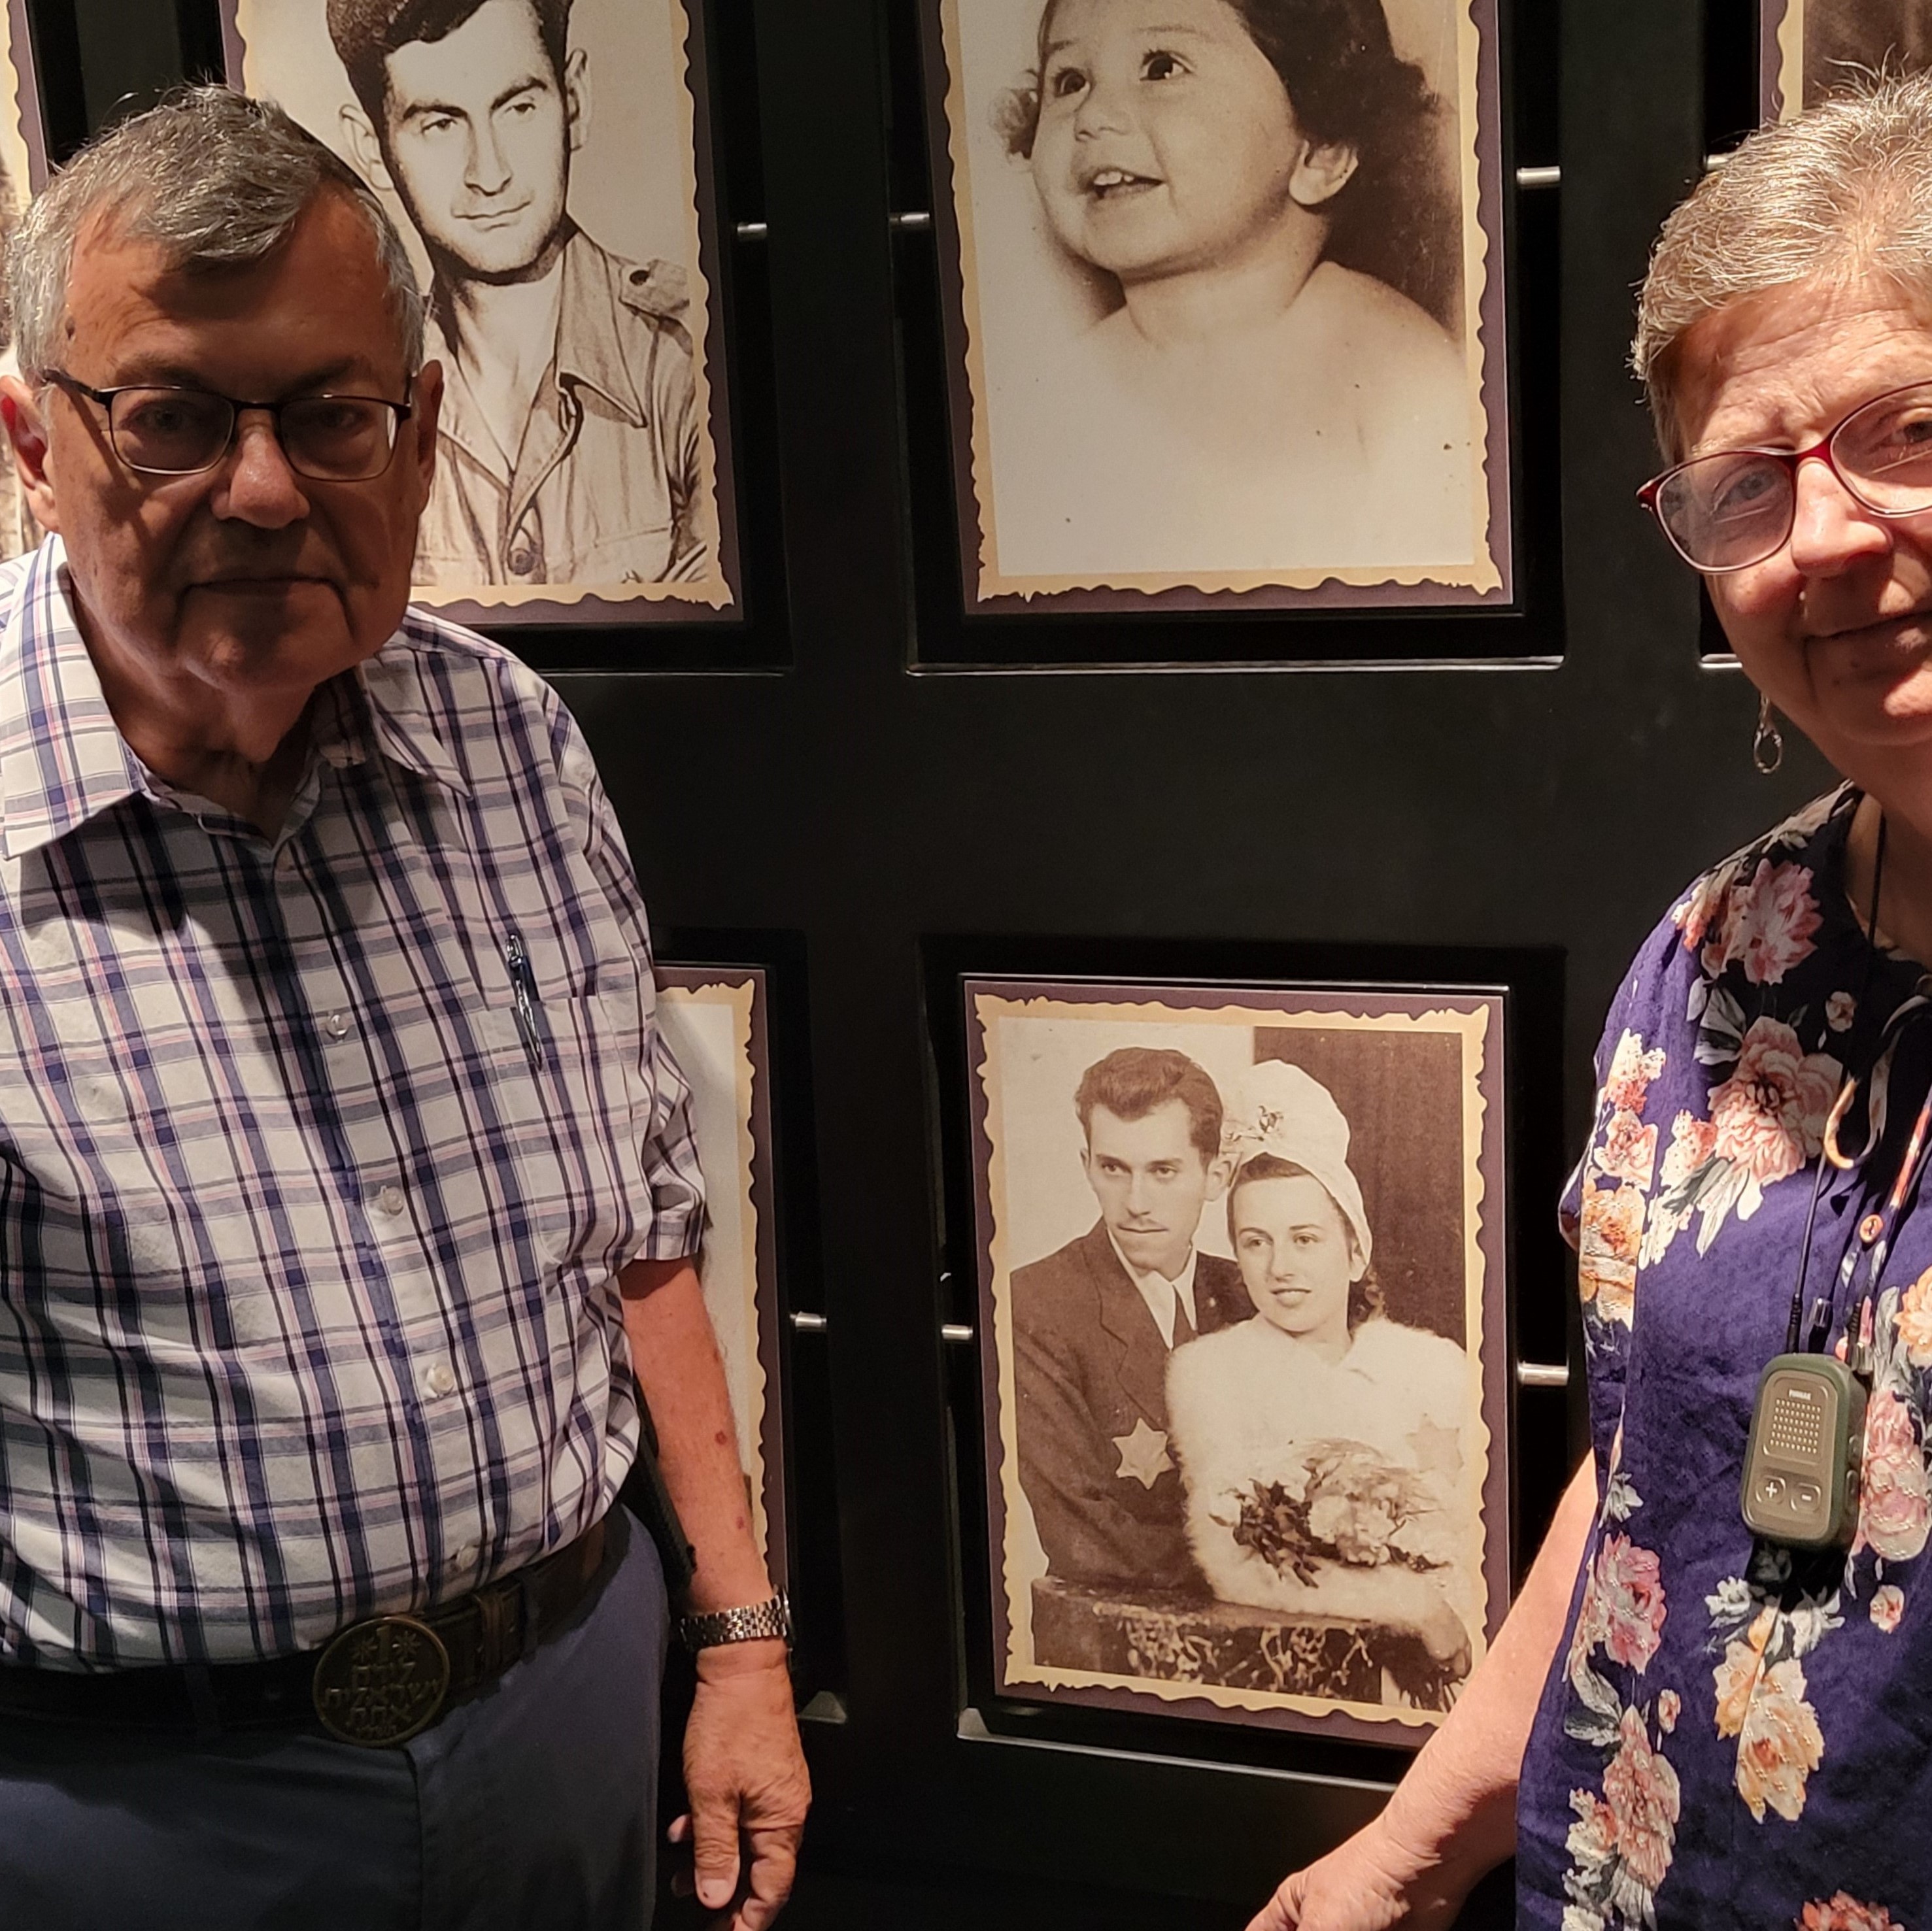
[1221, 1437, 1449, 1584]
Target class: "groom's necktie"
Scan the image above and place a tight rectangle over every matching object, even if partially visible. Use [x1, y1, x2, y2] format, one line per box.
[1170, 1286, 1195, 1347]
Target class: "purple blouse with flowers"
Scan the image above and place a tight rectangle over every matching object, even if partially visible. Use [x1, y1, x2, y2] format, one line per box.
[1517, 787, 1932, 1931]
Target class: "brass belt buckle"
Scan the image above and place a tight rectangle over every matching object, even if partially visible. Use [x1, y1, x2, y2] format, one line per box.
[311, 1614, 452, 1747]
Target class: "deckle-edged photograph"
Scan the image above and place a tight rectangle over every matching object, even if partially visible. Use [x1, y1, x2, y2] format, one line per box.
[224, 0, 739, 622]
[966, 979, 1510, 1743]
[654, 966, 788, 1581]
[0, 0, 42, 563]
[921, 0, 1510, 613]
[1763, 0, 1932, 117]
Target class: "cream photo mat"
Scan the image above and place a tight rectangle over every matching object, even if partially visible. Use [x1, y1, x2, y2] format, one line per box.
[656, 971, 777, 1568]
[970, 982, 1506, 1740]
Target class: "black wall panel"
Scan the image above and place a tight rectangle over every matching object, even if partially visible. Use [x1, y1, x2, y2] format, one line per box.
[44, 0, 1841, 1920]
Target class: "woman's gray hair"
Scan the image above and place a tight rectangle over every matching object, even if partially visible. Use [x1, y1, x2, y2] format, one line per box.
[5, 86, 422, 380]
[1634, 69, 1932, 458]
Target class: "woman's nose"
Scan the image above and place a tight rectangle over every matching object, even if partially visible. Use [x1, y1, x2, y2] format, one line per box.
[1786, 452, 1893, 576]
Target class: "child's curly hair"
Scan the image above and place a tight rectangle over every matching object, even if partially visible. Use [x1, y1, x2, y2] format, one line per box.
[993, 0, 1462, 332]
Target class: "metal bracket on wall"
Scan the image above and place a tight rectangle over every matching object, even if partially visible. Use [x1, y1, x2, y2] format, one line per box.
[940, 1323, 973, 1345]
[1517, 1361, 1569, 1390]
[734, 220, 770, 242]
[789, 1310, 828, 1334]
[1515, 165, 1561, 189]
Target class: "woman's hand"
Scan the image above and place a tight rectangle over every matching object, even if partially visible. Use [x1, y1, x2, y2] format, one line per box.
[1245, 1814, 1468, 1931]
[1247, 1458, 1604, 1931]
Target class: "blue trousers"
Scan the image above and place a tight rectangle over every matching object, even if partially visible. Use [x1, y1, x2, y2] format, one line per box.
[0, 1507, 667, 1930]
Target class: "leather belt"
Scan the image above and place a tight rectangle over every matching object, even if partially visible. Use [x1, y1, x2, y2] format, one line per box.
[0, 1517, 609, 1749]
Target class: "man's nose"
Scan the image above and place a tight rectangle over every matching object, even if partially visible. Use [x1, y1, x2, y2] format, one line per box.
[214, 412, 309, 529]
[466, 122, 513, 196]
[1787, 452, 1893, 577]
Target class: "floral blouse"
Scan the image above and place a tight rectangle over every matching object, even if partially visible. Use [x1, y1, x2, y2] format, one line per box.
[1517, 788, 1932, 1931]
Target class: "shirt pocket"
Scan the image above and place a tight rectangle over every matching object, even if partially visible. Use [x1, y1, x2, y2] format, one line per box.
[466, 960, 649, 1281]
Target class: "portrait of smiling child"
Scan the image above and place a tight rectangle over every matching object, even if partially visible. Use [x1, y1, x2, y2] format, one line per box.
[958, 0, 1479, 587]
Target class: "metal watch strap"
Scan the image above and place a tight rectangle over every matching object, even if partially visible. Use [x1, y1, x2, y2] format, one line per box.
[679, 1590, 791, 1653]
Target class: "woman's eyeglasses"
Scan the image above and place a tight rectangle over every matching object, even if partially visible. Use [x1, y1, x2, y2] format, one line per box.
[42, 372, 414, 483]
[1639, 377, 1932, 573]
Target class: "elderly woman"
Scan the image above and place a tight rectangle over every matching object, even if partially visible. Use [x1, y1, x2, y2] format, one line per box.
[1252, 73, 1932, 1931]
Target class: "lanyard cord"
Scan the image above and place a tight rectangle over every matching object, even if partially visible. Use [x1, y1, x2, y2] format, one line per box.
[1786, 811, 1895, 1354]
[1825, 1083, 1932, 1363]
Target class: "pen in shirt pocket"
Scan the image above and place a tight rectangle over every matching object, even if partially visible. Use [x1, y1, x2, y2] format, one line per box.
[504, 932, 546, 1073]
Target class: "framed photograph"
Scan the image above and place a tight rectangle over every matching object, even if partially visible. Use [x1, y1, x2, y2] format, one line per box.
[1761, 0, 1932, 118]
[0, 0, 44, 563]
[222, 0, 741, 626]
[965, 977, 1509, 1745]
[654, 965, 787, 1582]
[918, 0, 1512, 616]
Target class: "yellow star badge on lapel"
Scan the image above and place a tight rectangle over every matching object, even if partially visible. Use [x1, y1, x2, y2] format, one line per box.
[1113, 1417, 1174, 1490]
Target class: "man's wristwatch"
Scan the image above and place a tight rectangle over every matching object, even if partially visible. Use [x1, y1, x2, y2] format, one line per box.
[678, 1590, 792, 1653]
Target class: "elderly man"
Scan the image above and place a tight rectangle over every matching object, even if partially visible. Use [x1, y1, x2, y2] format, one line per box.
[0, 88, 804, 1930]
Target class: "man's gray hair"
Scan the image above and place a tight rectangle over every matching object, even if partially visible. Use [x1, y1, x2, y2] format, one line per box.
[1634, 71, 1932, 458]
[5, 86, 423, 380]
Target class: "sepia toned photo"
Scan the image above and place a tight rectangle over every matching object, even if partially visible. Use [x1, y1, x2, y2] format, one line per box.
[654, 966, 787, 1581]
[921, 0, 1510, 613]
[966, 979, 1510, 1743]
[225, 0, 739, 623]
[1762, 0, 1932, 115]
[0, 0, 43, 563]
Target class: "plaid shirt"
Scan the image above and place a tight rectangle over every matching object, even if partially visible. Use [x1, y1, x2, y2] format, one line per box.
[0, 539, 703, 1669]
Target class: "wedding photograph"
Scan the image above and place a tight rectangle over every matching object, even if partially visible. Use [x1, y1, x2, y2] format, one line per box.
[966, 978, 1509, 1743]
[224, 0, 739, 622]
[921, 0, 1510, 613]
[654, 966, 788, 1581]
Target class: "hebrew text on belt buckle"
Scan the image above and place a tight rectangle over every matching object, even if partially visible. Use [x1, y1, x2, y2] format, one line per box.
[311, 1615, 452, 1747]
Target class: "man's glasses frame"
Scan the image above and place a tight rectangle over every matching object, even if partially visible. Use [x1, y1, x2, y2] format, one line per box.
[41, 371, 415, 483]
[1638, 377, 1932, 574]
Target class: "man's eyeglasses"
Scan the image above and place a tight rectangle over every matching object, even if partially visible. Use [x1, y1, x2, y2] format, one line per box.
[42, 372, 415, 483]
[1639, 378, 1932, 573]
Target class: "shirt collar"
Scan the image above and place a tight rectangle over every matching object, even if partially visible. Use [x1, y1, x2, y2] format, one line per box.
[426, 229, 647, 473]
[0, 541, 469, 860]
[1106, 1231, 1200, 1318]
[0, 537, 144, 860]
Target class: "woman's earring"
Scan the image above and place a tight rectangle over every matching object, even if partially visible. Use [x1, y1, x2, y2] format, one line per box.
[1753, 692, 1784, 775]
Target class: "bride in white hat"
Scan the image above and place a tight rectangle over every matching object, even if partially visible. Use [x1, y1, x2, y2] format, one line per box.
[1166, 1058, 1480, 1690]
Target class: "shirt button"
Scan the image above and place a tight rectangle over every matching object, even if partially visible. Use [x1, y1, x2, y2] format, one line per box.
[453, 1541, 480, 1570]
[422, 1361, 456, 1399]
[374, 1184, 405, 1218]
[322, 1011, 350, 1041]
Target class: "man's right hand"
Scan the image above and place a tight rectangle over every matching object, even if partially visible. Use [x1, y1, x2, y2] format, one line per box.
[1245, 1817, 1469, 1931]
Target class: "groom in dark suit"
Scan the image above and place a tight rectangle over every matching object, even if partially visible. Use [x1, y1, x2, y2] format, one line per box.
[1013, 1048, 1253, 1591]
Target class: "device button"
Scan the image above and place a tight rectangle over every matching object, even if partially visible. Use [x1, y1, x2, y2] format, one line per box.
[1758, 1476, 1786, 1504]
[1794, 1481, 1822, 1510]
